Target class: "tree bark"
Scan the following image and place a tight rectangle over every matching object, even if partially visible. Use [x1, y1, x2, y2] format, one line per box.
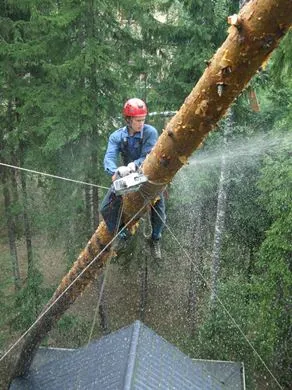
[20, 168, 34, 277]
[90, 150, 100, 229]
[85, 150, 100, 234]
[2, 172, 21, 291]
[11, 0, 292, 380]
[96, 273, 109, 334]
[84, 183, 92, 233]
[10, 166, 22, 234]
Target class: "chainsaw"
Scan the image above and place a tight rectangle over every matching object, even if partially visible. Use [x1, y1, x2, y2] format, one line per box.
[113, 171, 148, 196]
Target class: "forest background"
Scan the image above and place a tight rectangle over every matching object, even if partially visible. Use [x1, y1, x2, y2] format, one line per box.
[0, 0, 291, 389]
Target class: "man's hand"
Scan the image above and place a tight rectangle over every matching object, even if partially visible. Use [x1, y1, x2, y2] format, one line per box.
[113, 166, 131, 181]
[112, 164, 136, 181]
[127, 162, 137, 173]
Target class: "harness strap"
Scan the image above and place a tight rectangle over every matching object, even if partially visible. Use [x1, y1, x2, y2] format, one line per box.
[120, 128, 143, 165]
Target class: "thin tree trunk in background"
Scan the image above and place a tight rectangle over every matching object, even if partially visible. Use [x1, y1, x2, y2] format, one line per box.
[11, 0, 292, 379]
[19, 151, 34, 276]
[209, 153, 226, 307]
[210, 111, 232, 308]
[96, 273, 109, 334]
[211, 0, 251, 308]
[138, 217, 151, 322]
[10, 166, 22, 231]
[90, 150, 99, 229]
[87, 0, 108, 332]
[87, 0, 99, 231]
[187, 206, 203, 335]
[84, 152, 100, 233]
[89, 149, 99, 232]
[88, 174, 108, 333]
[2, 172, 21, 291]
[2, 96, 21, 291]
[84, 184, 91, 233]
[7, 100, 21, 236]
[139, 255, 148, 322]
[86, 150, 108, 333]
[84, 140, 100, 235]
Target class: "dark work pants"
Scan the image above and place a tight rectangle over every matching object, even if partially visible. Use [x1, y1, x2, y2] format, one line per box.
[100, 187, 166, 240]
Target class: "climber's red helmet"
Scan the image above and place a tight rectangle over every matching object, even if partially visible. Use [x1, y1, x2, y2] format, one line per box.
[123, 98, 148, 117]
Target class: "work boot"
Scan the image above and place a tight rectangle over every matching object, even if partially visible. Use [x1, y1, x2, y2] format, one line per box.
[112, 229, 130, 255]
[112, 236, 127, 254]
[150, 239, 161, 260]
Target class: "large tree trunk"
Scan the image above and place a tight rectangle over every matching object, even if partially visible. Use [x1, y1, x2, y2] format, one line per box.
[10, 0, 292, 380]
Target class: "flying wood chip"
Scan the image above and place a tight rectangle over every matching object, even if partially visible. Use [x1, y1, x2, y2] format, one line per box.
[178, 155, 188, 165]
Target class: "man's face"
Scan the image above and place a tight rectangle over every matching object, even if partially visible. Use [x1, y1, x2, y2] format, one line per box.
[130, 116, 146, 133]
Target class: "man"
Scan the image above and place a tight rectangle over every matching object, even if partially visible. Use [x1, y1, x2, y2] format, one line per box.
[100, 98, 166, 259]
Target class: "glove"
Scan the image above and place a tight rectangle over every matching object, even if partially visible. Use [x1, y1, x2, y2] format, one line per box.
[116, 166, 131, 178]
[127, 162, 137, 173]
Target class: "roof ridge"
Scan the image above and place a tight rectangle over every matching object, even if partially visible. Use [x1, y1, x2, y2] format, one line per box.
[123, 320, 142, 390]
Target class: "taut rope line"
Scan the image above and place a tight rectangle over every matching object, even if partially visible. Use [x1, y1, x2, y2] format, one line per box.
[0, 162, 109, 190]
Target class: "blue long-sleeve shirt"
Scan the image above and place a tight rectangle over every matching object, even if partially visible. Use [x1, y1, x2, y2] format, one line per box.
[104, 124, 158, 176]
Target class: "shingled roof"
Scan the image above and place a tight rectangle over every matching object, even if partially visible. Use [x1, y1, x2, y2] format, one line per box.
[10, 320, 245, 389]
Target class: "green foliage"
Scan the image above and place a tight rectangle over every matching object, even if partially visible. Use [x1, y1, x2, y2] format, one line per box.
[151, 0, 233, 110]
[0, 288, 14, 349]
[195, 278, 255, 359]
[12, 267, 53, 330]
[250, 122, 292, 385]
[270, 30, 292, 83]
[55, 314, 90, 347]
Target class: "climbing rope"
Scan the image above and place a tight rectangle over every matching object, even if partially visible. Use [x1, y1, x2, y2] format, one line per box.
[0, 162, 110, 191]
